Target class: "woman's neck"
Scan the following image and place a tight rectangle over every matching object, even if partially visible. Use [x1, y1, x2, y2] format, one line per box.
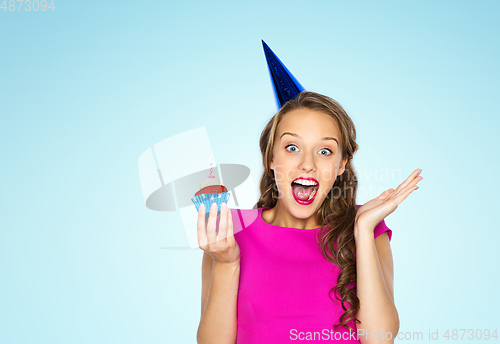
[262, 202, 321, 230]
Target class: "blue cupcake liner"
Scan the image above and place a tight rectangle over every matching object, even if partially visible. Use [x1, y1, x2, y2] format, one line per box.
[191, 192, 231, 213]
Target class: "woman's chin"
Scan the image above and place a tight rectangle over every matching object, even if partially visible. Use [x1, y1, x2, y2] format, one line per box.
[284, 195, 318, 217]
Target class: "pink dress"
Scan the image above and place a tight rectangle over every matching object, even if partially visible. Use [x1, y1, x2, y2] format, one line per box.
[232, 206, 392, 343]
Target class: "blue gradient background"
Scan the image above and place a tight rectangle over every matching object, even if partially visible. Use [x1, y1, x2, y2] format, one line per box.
[1, 1, 499, 343]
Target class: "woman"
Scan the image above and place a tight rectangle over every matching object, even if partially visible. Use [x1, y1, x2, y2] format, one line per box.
[196, 91, 422, 344]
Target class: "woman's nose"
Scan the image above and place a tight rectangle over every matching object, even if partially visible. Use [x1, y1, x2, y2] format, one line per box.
[300, 156, 316, 173]
[301, 166, 316, 173]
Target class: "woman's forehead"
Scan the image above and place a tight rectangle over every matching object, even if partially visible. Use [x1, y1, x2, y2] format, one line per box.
[277, 109, 341, 138]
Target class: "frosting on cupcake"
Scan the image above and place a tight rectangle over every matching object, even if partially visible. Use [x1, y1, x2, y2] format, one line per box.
[195, 178, 228, 196]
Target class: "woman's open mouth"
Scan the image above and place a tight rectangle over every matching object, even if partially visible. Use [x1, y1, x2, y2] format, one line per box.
[291, 177, 319, 205]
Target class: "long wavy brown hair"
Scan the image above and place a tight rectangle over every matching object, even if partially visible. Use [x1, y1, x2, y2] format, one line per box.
[255, 91, 360, 332]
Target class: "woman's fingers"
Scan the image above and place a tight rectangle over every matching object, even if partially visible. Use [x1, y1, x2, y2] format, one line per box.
[206, 203, 218, 245]
[226, 207, 236, 247]
[391, 178, 421, 200]
[398, 174, 422, 195]
[387, 169, 422, 204]
[393, 183, 419, 204]
[378, 189, 395, 200]
[217, 203, 228, 242]
[197, 204, 208, 248]
[392, 168, 422, 196]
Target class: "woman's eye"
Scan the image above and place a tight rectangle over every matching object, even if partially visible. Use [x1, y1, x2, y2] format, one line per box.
[319, 148, 333, 156]
[286, 145, 332, 156]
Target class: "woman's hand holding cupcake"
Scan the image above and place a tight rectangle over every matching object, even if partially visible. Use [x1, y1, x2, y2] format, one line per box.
[197, 202, 240, 265]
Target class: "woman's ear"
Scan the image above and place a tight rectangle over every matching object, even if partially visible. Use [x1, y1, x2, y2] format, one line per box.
[338, 158, 348, 176]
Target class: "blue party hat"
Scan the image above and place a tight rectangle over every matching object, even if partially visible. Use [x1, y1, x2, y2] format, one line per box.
[262, 40, 306, 110]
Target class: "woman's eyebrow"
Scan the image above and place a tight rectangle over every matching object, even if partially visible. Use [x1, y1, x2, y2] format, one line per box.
[280, 132, 338, 145]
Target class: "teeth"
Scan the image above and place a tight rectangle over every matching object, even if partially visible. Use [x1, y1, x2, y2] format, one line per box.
[293, 179, 318, 186]
[307, 188, 317, 201]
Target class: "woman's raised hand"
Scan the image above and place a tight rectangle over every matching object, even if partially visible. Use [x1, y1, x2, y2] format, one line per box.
[355, 168, 423, 230]
[197, 202, 240, 265]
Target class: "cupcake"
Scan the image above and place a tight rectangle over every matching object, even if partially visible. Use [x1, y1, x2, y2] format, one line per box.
[191, 177, 231, 213]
